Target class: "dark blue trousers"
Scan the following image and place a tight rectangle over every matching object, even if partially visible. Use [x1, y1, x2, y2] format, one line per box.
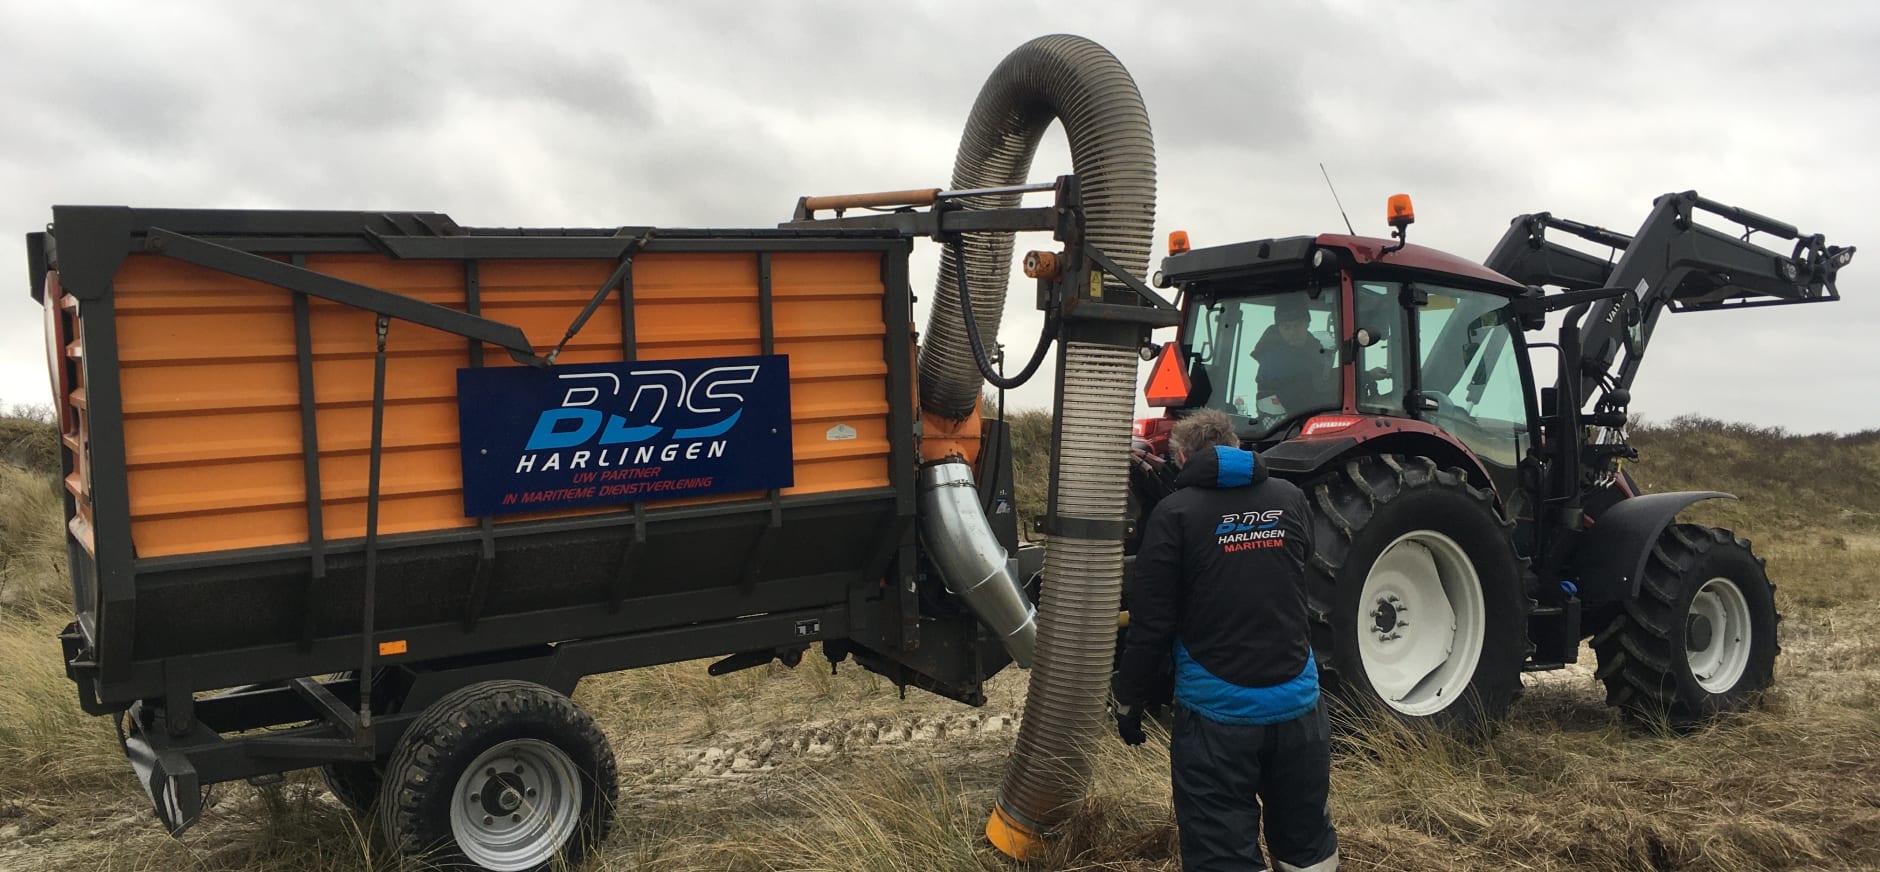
[1171, 700, 1339, 871]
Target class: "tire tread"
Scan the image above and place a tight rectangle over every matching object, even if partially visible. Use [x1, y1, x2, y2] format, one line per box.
[377, 680, 618, 869]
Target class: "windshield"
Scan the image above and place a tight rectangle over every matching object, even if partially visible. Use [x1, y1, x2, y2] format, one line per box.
[1178, 285, 1341, 438]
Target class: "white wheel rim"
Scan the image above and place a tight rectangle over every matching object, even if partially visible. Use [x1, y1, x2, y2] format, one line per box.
[1687, 576, 1753, 693]
[1356, 530, 1486, 716]
[449, 739, 583, 871]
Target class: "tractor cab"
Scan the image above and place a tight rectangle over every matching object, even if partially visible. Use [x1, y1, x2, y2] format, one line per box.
[1143, 204, 1538, 511]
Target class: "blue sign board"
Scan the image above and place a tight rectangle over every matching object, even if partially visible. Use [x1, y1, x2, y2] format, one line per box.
[457, 355, 794, 517]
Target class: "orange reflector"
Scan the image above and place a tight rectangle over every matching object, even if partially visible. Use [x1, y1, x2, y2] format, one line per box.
[1144, 344, 1192, 407]
[1168, 230, 1191, 255]
[1022, 249, 1061, 280]
[1387, 193, 1415, 227]
[378, 640, 408, 657]
[1302, 415, 1364, 436]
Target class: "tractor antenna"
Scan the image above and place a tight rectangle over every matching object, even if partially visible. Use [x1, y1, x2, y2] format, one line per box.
[1319, 163, 1356, 236]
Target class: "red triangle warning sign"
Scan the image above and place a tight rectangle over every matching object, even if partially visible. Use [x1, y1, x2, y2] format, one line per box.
[1144, 343, 1192, 407]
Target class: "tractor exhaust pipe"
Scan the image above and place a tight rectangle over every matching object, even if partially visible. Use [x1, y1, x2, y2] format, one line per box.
[918, 460, 1037, 668]
[913, 34, 1155, 859]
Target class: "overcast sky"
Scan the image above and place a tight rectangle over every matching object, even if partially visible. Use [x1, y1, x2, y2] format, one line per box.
[3, 0, 1875, 433]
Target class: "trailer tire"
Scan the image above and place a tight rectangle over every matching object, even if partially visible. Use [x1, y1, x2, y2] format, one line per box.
[377, 680, 616, 871]
[1305, 455, 1528, 730]
[321, 761, 382, 815]
[1592, 524, 1779, 728]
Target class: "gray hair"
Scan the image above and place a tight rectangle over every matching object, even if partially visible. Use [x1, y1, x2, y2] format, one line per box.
[1170, 408, 1240, 460]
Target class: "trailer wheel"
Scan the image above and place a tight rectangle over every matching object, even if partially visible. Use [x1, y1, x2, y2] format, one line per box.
[378, 680, 616, 871]
[1305, 455, 1528, 729]
[321, 760, 382, 815]
[1593, 524, 1779, 728]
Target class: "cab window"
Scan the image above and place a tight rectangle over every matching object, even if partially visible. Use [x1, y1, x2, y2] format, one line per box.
[1415, 287, 1529, 471]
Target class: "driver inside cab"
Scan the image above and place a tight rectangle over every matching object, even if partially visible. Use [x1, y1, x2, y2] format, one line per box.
[1251, 300, 1334, 416]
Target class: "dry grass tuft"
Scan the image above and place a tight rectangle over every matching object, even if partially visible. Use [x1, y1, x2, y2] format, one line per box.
[0, 463, 66, 617]
[3, 413, 1879, 870]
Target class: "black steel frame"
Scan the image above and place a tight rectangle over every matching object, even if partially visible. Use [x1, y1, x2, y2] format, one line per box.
[31, 177, 1183, 835]
[34, 205, 933, 834]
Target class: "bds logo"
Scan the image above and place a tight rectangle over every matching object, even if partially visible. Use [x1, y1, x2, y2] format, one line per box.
[1216, 510, 1284, 535]
[455, 354, 794, 517]
[526, 365, 759, 450]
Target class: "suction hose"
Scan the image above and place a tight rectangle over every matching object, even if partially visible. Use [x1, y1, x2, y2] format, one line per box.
[912, 34, 1155, 859]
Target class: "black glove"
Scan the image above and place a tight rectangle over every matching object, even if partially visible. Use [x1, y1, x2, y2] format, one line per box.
[1114, 703, 1146, 746]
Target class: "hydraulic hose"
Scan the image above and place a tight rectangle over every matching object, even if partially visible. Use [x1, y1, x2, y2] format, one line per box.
[952, 239, 1056, 390]
[912, 34, 1155, 859]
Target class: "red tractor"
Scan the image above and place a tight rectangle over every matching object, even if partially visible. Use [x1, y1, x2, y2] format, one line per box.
[1128, 191, 1854, 727]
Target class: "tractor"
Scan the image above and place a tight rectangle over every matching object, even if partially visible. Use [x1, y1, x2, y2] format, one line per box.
[1127, 191, 1855, 727]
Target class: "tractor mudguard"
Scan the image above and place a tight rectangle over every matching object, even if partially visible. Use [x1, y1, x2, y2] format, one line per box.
[1258, 436, 1358, 476]
[1571, 491, 1734, 604]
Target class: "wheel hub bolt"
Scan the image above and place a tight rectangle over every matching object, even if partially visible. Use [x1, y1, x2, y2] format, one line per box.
[1372, 597, 1402, 635]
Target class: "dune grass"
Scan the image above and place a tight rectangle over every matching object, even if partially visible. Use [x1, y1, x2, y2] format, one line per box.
[2, 413, 1878, 869]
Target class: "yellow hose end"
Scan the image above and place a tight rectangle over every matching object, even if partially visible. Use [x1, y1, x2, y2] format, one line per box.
[985, 803, 1047, 861]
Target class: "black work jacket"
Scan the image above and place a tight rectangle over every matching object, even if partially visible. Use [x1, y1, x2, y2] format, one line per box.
[1113, 444, 1314, 705]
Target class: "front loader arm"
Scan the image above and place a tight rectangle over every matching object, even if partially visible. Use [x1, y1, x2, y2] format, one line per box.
[1489, 191, 1854, 404]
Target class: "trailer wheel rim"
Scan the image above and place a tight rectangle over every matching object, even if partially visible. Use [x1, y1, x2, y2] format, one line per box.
[1356, 530, 1486, 716]
[449, 738, 583, 871]
[1687, 576, 1753, 693]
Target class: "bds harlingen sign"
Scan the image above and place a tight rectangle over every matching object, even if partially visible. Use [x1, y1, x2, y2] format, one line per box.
[456, 355, 794, 517]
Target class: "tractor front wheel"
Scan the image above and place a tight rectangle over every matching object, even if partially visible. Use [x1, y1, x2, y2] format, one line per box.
[1592, 524, 1779, 728]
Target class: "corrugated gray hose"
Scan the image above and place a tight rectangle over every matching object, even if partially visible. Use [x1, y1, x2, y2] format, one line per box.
[913, 34, 1155, 856]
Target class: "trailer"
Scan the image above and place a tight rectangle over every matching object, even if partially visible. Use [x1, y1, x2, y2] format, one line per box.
[27, 185, 1171, 867]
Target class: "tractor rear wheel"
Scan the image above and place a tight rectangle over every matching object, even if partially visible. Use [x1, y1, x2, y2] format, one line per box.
[1305, 455, 1528, 730]
[1592, 524, 1779, 728]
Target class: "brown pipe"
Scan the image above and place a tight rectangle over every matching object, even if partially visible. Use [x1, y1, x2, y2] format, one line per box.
[798, 187, 942, 215]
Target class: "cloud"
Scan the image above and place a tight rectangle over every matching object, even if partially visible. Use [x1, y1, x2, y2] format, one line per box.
[2, 0, 1876, 434]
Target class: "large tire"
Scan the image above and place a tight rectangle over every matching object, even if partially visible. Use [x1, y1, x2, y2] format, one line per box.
[1305, 455, 1529, 729]
[378, 680, 617, 871]
[321, 760, 382, 816]
[1592, 524, 1779, 728]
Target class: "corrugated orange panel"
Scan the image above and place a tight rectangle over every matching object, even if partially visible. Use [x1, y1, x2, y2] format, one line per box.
[771, 253, 891, 493]
[110, 247, 894, 558]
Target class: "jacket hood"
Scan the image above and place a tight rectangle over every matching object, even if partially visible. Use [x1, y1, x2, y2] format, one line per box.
[1174, 444, 1268, 489]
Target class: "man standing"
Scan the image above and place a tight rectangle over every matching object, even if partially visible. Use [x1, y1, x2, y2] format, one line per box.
[1113, 408, 1339, 872]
